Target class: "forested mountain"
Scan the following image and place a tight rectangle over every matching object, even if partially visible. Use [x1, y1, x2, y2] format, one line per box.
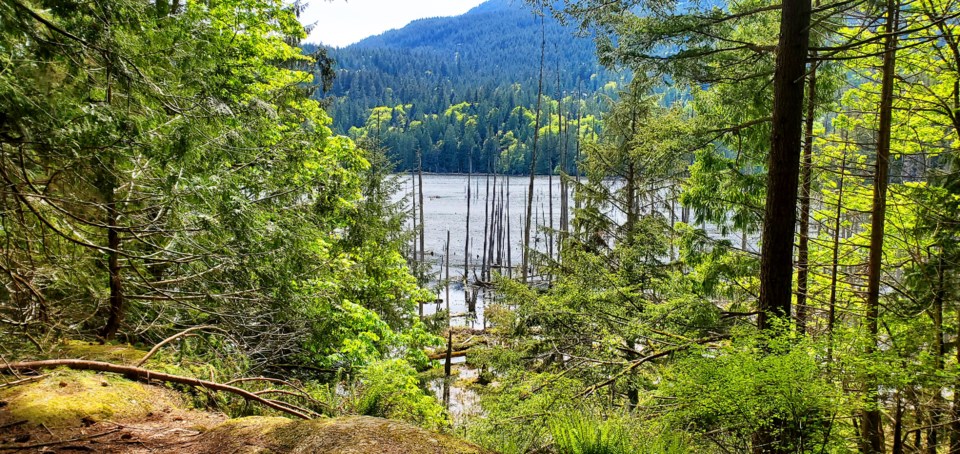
[305, 0, 626, 173]
[5, 0, 960, 453]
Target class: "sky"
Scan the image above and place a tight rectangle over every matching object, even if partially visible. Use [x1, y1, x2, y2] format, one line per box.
[302, 0, 487, 48]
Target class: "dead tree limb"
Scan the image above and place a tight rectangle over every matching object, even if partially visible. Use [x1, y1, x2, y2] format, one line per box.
[137, 325, 228, 366]
[0, 428, 121, 450]
[579, 335, 727, 397]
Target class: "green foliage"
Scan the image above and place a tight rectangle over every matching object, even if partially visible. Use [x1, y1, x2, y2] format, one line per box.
[662, 329, 845, 453]
[550, 411, 688, 454]
[464, 370, 587, 453]
[350, 359, 447, 431]
[0, 0, 437, 386]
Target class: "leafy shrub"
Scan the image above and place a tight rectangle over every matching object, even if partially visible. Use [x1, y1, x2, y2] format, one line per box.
[549, 411, 689, 454]
[660, 328, 845, 453]
[351, 359, 447, 430]
[550, 411, 633, 454]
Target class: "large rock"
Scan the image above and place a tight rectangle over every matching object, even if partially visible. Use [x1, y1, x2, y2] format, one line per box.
[199, 415, 490, 454]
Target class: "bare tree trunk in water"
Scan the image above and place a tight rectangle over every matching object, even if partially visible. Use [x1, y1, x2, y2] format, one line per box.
[487, 169, 498, 281]
[411, 171, 417, 263]
[507, 175, 512, 279]
[482, 166, 491, 282]
[523, 17, 545, 284]
[465, 149, 472, 285]
[445, 231, 450, 316]
[418, 151, 425, 266]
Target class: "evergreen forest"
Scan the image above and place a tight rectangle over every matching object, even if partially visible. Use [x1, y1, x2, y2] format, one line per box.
[0, 0, 959, 453]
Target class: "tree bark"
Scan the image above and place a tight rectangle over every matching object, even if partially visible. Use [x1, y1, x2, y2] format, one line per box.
[754, 0, 811, 449]
[861, 1, 899, 451]
[827, 150, 848, 367]
[796, 57, 818, 334]
[100, 186, 123, 341]
[757, 0, 812, 333]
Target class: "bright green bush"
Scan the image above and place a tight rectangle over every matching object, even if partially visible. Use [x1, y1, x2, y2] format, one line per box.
[351, 359, 447, 430]
[549, 411, 690, 454]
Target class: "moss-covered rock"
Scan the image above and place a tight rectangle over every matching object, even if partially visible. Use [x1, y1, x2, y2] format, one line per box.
[0, 369, 182, 427]
[200, 415, 490, 454]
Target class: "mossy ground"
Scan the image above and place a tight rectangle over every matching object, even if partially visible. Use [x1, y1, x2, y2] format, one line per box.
[0, 340, 489, 453]
[53, 340, 148, 364]
[0, 368, 184, 427]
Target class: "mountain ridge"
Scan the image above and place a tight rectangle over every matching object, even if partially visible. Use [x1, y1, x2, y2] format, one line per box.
[309, 0, 622, 173]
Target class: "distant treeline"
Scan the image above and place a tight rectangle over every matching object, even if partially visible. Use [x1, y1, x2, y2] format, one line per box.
[303, 0, 670, 174]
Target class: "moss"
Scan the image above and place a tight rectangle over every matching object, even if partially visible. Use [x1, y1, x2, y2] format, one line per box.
[0, 369, 181, 427]
[54, 340, 147, 365]
[201, 416, 490, 454]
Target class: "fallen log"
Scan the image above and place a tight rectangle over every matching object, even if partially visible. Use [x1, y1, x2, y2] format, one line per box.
[1, 359, 310, 420]
[427, 350, 468, 361]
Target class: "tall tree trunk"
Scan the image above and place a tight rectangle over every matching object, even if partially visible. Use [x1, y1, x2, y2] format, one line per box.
[928, 254, 946, 454]
[507, 173, 513, 279]
[575, 84, 583, 216]
[418, 151, 425, 267]
[99, 69, 123, 341]
[827, 150, 848, 367]
[757, 0, 812, 332]
[465, 149, 472, 284]
[445, 230, 451, 317]
[560, 91, 569, 246]
[626, 161, 637, 245]
[487, 168, 498, 281]
[411, 170, 417, 263]
[482, 164, 491, 281]
[796, 58, 818, 335]
[861, 2, 899, 451]
[754, 0, 811, 449]
[100, 183, 123, 341]
[945, 58, 960, 454]
[953, 274, 960, 454]
[523, 17, 545, 284]
[893, 391, 904, 454]
[547, 102, 554, 265]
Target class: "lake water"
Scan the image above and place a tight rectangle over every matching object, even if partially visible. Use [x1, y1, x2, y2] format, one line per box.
[394, 173, 758, 328]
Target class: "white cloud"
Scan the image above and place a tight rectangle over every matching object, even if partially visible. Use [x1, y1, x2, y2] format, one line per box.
[302, 0, 487, 48]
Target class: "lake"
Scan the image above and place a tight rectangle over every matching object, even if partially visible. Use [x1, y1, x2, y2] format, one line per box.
[394, 173, 758, 328]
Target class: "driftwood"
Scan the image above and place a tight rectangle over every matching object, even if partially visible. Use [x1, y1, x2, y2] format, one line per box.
[1, 359, 310, 420]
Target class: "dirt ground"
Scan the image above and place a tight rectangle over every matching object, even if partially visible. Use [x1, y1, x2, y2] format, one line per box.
[1, 400, 228, 453]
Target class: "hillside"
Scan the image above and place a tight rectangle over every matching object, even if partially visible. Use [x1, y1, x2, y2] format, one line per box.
[306, 0, 625, 173]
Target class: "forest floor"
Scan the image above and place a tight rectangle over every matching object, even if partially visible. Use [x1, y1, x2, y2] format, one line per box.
[0, 342, 488, 453]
